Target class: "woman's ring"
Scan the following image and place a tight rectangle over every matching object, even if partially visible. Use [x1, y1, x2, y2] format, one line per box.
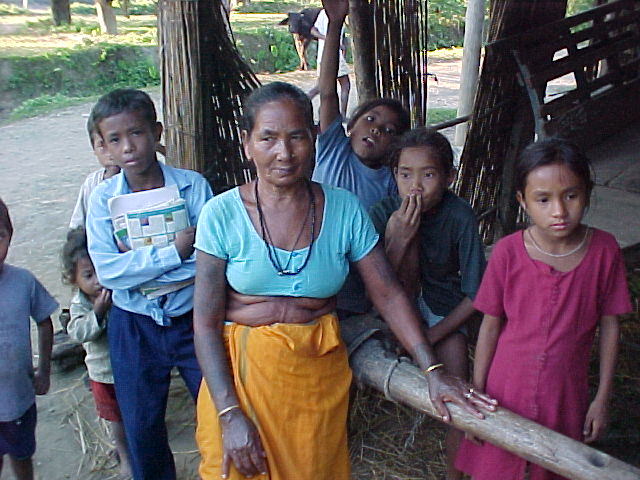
[464, 391, 473, 399]
[469, 387, 475, 394]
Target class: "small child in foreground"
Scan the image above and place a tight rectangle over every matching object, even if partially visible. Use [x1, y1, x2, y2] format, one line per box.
[0, 198, 57, 480]
[69, 129, 121, 229]
[62, 227, 130, 478]
[369, 127, 485, 480]
[456, 138, 632, 480]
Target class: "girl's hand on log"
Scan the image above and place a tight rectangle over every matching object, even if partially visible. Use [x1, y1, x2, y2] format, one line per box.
[427, 372, 497, 422]
[583, 398, 608, 443]
[220, 408, 268, 478]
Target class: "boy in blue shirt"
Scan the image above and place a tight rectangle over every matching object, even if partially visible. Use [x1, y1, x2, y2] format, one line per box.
[0, 198, 57, 480]
[86, 89, 213, 480]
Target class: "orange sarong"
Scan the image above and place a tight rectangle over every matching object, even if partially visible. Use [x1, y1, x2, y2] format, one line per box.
[196, 314, 352, 480]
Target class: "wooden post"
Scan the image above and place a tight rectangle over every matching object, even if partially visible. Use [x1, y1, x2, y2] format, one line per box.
[341, 319, 640, 480]
[349, 0, 377, 104]
[454, 0, 485, 146]
[95, 0, 118, 35]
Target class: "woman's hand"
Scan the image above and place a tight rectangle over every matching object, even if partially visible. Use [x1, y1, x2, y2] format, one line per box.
[426, 371, 497, 422]
[583, 398, 608, 443]
[220, 409, 268, 478]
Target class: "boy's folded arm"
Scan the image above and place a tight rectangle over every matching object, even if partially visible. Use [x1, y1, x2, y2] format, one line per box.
[87, 198, 185, 290]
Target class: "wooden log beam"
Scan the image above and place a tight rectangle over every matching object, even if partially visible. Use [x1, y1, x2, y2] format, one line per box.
[341, 319, 640, 480]
[349, 0, 377, 104]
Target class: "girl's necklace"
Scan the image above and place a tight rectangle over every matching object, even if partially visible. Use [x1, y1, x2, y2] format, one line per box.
[527, 226, 590, 258]
[255, 179, 316, 276]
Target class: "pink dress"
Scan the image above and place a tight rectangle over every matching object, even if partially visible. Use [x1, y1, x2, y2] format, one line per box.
[455, 228, 631, 480]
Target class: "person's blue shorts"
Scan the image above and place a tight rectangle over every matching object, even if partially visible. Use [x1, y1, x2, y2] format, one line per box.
[417, 295, 467, 336]
[0, 403, 37, 460]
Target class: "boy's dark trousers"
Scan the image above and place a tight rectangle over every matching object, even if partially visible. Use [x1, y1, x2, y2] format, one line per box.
[108, 305, 202, 480]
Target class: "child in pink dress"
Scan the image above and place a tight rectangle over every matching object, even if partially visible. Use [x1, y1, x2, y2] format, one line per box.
[455, 138, 631, 480]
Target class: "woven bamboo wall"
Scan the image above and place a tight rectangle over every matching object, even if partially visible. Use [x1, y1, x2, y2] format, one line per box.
[158, 0, 260, 193]
[455, 0, 569, 243]
[371, 0, 429, 125]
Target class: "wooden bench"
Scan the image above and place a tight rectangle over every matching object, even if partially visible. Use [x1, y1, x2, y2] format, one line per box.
[506, 0, 640, 148]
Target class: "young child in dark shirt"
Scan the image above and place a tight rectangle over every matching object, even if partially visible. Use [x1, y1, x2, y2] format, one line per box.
[369, 128, 486, 480]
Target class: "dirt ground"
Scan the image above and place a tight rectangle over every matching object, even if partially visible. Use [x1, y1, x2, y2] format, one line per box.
[0, 60, 459, 480]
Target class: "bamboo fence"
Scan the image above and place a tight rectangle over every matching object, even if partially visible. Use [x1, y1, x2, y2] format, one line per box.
[158, 0, 260, 193]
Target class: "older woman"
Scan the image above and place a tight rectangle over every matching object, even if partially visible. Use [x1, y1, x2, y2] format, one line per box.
[193, 82, 494, 480]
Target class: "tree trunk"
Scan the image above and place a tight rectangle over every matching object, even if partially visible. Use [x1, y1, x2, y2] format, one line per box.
[95, 0, 118, 35]
[341, 317, 640, 480]
[349, 0, 377, 105]
[121, 0, 130, 18]
[51, 0, 71, 26]
[22, 0, 28, 10]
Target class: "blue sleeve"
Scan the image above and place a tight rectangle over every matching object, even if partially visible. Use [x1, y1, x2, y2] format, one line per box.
[346, 194, 379, 262]
[313, 117, 350, 186]
[86, 179, 208, 291]
[30, 275, 59, 323]
[194, 195, 229, 260]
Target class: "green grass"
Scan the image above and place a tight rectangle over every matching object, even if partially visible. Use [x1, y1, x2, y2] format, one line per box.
[0, 4, 30, 16]
[7, 93, 94, 121]
[426, 108, 457, 125]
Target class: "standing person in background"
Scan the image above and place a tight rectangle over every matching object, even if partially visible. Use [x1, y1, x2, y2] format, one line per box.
[68, 128, 121, 229]
[307, 8, 351, 117]
[0, 198, 57, 480]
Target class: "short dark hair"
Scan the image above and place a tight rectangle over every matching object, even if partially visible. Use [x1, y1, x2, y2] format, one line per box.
[88, 88, 157, 139]
[241, 82, 313, 133]
[388, 127, 454, 172]
[515, 137, 594, 199]
[61, 227, 90, 285]
[346, 98, 411, 135]
[0, 197, 12, 236]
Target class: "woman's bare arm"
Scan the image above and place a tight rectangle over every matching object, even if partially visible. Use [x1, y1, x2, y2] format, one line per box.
[193, 251, 267, 478]
[355, 245, 497, 421]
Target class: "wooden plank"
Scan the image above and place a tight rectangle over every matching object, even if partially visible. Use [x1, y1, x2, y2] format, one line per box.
[492, 0, 637, 48]
[544, 77, 640, 146]
[523, 10, 640, 68]
[539, 70, 625, 117]
[341, 319, 640, 480]
[528, 33, 639, 86]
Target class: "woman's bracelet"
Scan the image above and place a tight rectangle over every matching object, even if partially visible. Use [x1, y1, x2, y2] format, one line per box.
[423, 363, 444, 375]
[217, 404, 240, 418]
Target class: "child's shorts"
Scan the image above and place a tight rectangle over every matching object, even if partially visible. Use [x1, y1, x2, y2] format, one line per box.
[0, 403, 37, 459]
[89, 380, 122, 422]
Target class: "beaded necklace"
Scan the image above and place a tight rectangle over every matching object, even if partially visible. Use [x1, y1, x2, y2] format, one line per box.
[527, 226, 590, 258]
[255, 179, 316, 276]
